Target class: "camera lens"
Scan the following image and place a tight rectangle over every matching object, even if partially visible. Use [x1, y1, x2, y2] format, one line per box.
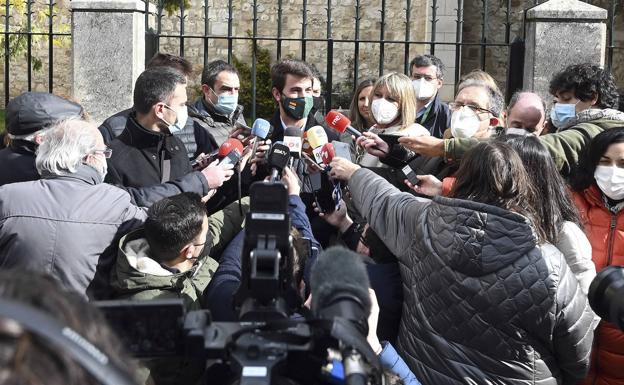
[588, 265, 624, 330]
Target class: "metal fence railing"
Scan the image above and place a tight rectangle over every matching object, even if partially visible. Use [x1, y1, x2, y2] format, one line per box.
[1, 0, 71, 106]
[1, 0, 621, 117]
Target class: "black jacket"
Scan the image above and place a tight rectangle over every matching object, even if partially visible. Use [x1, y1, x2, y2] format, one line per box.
[418, 92, 451, 139]
[0, 141, 39, 186]
[350, 169, 595, 385]
[105, 114, 196, 189]
[98, 107, 218, 159]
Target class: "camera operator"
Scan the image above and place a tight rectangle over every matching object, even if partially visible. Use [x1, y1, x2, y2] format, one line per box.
[204, 166, 321, 322]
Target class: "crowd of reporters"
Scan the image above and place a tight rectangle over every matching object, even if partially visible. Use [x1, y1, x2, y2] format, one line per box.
[0, 51, 624, 385]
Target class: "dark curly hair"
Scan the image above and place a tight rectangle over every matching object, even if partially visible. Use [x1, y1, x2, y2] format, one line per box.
[549, 63, 619, 109]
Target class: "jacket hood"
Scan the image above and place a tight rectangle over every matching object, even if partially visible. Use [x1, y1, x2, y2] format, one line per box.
[7, 92, 83, 136]
[559, 108, 624, 131]
[111, 229, 199, 292]
[428, 196, 538, 276]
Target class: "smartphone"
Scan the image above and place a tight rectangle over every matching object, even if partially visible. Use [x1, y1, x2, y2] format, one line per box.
[378, 133, 402, 147]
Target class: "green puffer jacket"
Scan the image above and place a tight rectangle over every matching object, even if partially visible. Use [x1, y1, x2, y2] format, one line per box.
[110, 229, 218, 307]
[444, 118, 624, 177]
[110, 229, 219, 385]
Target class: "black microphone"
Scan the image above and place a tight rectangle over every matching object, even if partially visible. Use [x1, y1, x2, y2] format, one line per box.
[267, 142, 291, 182]
[311, 246, 372, 385]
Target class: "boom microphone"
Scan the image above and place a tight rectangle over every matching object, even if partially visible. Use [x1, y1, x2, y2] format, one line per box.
[325, 111, 362, 138]
[311, 246, 373, 385]
[311, 246, 371, 335]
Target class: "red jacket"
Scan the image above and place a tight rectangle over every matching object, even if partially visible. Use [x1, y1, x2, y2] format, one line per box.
[574, 184, 624, 385]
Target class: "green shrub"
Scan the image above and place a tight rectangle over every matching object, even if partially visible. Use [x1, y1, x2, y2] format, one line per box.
[233, 43, 276, 121]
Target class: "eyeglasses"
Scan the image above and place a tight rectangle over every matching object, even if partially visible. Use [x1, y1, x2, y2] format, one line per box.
[448, 102, 493, 116]
[92, 148, 113, 158]
[412, 74, 438, 82]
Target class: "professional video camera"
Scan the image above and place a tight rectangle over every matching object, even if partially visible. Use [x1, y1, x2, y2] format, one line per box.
[588, 265, 624, 331]
[96, 180, 382, 385]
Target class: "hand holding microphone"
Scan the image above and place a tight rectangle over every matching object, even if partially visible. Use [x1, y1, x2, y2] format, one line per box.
[199, 138, 242, 189]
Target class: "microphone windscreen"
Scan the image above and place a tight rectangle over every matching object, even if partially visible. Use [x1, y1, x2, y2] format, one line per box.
[268, 143, 291, 171]
[218, 138, 244, 158]
[321, 142, 335, 165]
[311, 246, 371, 321]
[324, 110, 351, 134]
[251, 118, 272, 139]
[307, 126, 329, 149]
[284, 126, 303, 156]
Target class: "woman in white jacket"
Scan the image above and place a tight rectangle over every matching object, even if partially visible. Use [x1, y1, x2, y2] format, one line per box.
[504, 135, 596, 294]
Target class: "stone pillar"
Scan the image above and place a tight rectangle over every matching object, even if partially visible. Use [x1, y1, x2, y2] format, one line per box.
[71, 0, 147, 123]
[523, 0, 607, 104]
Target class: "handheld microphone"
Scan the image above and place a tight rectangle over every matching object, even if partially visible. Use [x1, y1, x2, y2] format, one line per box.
[325, 111, 362, 138]
[311, 246, 372, 385]
[321, 143, 335, 166]
[283, 126, 303, 158]
[307, 126, 329, 164]
[250, 118, 273, 156]
[218, 138, 244, 166]
[267, 142, 291, 181]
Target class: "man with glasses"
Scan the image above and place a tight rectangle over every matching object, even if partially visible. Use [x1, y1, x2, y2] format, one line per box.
[446, 79, 504, 140]
[409, 55, 451, 139]
[0, 119, 147, 298]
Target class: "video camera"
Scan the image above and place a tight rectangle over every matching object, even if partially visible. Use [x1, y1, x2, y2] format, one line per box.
[96, 181, 382, 385]
[589, 265, 624, 331]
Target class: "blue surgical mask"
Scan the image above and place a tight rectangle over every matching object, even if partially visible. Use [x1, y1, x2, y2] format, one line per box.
[212, 89, 238, 115]
[162, 105, 188, 134]
[550, 101, 578, 129]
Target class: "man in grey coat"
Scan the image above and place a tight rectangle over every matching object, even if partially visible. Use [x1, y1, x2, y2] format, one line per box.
[0, 119, 147, 299]
[329, 156, 595, 385]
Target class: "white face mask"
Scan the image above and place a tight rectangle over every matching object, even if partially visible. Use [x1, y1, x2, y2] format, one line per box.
[450, 106, 481, 138]
[412, 79, 436, 100]
[594, 165, 624, 200]
[506, 127, 534, 136]
[371, 98, 399, 125]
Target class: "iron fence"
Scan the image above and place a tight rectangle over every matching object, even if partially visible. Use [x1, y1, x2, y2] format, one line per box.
[1, 0, 71, 106]
[0, 0, 621, 119]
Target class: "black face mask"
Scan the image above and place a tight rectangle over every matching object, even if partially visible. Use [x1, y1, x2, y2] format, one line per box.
[312, 96, 325, 114]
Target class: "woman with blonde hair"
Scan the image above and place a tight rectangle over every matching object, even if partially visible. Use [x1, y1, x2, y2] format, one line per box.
[357, 72, 429, 168]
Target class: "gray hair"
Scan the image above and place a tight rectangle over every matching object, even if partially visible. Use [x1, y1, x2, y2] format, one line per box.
[457, 79, 504, 117]
[35, 119, 99, 176]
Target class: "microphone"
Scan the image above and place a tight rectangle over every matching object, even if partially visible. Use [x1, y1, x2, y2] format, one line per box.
[283, 126, 303, 158]
[325, 111, 362, 138]
[321, 143, 335, 166]
[307, 126, 329, 164]
[218, 138, 244, 166]
[311, 246, 372, 385]
[251, 118, 273, 140]
[267, 142, 291, 181]
[250, 118, 273, 156]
